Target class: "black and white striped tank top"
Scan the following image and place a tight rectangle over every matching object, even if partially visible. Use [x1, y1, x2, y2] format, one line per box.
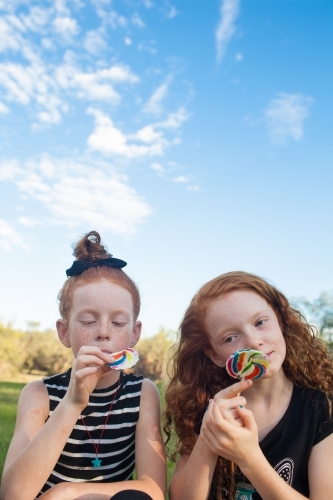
[38, 369, 143, 497]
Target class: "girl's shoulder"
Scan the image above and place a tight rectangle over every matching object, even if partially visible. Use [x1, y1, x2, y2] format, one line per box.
[140, 378, 161, 410]
[17, 379, 49, 422]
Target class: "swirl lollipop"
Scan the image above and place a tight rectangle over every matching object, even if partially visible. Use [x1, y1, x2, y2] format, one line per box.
[108, 348, 139, 370]
[226, 349, 269, 380]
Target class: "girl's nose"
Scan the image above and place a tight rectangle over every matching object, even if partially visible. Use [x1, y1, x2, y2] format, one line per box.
[246, 328, 263, 349]
[96, 323, 111, 340]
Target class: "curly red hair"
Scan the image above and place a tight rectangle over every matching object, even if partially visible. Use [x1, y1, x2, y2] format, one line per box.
[164, 271, 333, 499]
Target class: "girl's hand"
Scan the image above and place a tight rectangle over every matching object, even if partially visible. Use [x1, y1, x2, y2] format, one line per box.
[64, 346, 114, 410]
[213, 379, 252, 427]
[201, 400, 260, 469]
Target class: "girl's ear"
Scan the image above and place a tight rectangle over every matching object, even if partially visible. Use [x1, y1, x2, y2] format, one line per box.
[130, 321, 142, 348]
[56, 319, 71, 348]
[204, 347, 225, 367]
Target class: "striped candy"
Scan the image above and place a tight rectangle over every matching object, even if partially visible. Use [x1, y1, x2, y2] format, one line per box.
[108, 348, 139, 370]
[226, 349, 269, 380]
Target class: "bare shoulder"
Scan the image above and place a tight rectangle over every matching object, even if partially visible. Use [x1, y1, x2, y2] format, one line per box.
[3, 380, 49, 472]
[17, 380, 49, 425]
[141, 378, 160, 399]
[138, 378, 161, 422]
[308, 433, 333, 497]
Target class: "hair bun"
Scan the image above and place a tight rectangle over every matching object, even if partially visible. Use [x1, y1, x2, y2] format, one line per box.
[73, 230, 112, 262]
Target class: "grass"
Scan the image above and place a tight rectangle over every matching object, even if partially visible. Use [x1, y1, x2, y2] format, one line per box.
[0, 380, 177, 492]
[0, 382, 26, 478]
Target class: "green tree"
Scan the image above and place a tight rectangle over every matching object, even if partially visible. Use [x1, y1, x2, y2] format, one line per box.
[291, 291, 333, 348]
[135, 329, 176, 381]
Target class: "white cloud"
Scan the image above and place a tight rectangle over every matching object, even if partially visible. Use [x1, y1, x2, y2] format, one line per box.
[53, 16, 79, 39]
[173, 175, 188, 183]
[20, 6, 50, 32]
[143, 0, 154, 8]
[0, 55, 139, 124]
[150, 162, 164, 173]
[216, 0, 240, 62]
[18, 216, 43, 227]
[124, 37, 132, 45]
[235, 52, 243, 61]
[156, 106, 190, 129]
[0, 157, 152, 235]
[0, 101, 10, 113]
[143, 80, 170, 115]
[84, 29, 107, 54]
[87, 109, 166, 158]
[132, 13, 145, 27]
[187, 184, 200, 192]
[265, 92, 313, 145]
[0, 219, 26, 251]
[166, 6, 178, 19]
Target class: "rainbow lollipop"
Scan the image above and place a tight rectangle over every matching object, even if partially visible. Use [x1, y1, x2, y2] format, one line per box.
[108, 348, 139, 370]
[226, 349, 269, 380]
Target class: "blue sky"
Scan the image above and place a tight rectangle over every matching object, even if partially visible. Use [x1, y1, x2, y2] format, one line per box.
[0, 0, 332, 336]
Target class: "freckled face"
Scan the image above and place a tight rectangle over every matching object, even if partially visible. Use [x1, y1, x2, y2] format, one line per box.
[203, 290, 286, 378]
[63, 279, 141, 358]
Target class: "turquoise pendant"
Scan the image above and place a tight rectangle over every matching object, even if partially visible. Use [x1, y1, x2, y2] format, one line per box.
[91, 457, 102, 467]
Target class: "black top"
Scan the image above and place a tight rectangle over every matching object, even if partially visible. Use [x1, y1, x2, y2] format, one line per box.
[37, 370, 143, 497]
[233, 385, 333, 499]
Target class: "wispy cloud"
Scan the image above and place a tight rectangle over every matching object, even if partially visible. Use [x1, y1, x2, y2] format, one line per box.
[0, 219, 26, 251]
[18, 217, 44, 228]
[265, 92, 313, 145]
[216, 0, 240, 62]
[143, 78, 171, 116]
[87, 106, 189, 158]
[87, 109, 167, 158]
[173, 175, 189, 183]
[0, 157, 152, 235]
[0, 5, 139, 125]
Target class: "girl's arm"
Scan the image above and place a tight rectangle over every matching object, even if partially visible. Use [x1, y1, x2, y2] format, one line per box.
[206, 403, 333, 500]
[0, 347, 114, 500]
[169, 434, 218, 500]
[169, 381, 249, 500]
[0, 380, 82, 500]
[307, 433, 333, 499]
[38, 378, 166, 500]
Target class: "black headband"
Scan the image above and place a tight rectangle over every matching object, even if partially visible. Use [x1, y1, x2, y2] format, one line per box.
[66, 258, 127, 277]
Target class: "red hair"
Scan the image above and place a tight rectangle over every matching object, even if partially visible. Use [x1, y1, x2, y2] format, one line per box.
[164, 271, 333, 499]
[58, 231, 140, 321]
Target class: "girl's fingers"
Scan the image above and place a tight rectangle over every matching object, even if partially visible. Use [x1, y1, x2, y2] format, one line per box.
[73, 366, 99, 381]
[221, 409, 244, 427]
[73, 354, 107, 369]
[215, 394, 247, 408]
[78, 346, 114, 364]
[236, 406, 257, 432]
[214, 379, 253, 400]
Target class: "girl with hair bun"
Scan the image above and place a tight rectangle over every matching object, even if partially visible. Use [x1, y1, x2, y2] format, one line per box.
[1, 231, 166, 500]
[164, 271, 333, 500]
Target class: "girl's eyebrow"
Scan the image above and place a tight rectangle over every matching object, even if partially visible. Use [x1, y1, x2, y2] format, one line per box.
[250, 308, 271, 320]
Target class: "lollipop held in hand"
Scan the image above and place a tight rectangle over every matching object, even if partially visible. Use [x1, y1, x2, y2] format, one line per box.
[226, 349, 269, 380]
[108, 348, 139, 370]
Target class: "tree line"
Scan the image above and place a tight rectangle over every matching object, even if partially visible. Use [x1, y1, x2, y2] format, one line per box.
[0, 322, 175, 382]
[1, 291, 332, 381]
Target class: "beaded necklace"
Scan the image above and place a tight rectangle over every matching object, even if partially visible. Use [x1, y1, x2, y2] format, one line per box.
[80, 378, 121, 468]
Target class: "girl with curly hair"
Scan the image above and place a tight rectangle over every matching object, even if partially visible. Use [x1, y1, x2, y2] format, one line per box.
[164, 271, 333, 500]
